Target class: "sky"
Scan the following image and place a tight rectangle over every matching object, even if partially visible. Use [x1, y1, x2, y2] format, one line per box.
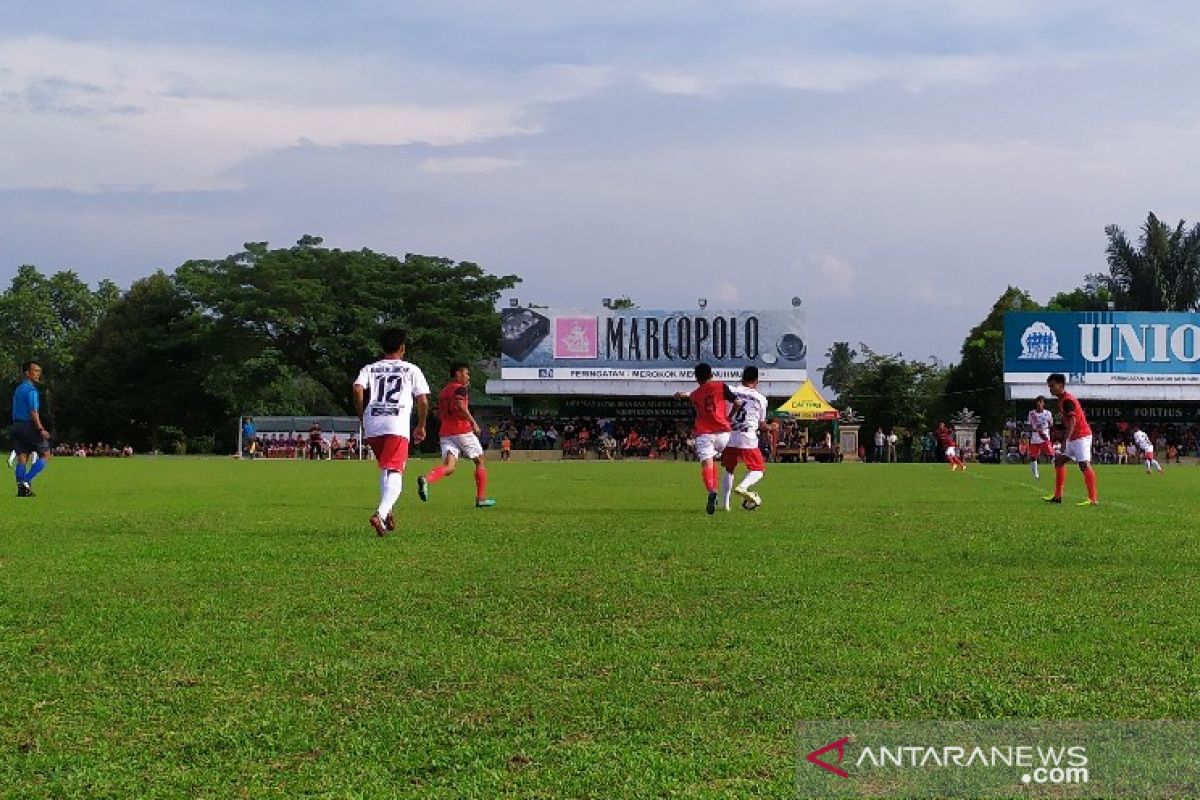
[2, 1, 1199, 372]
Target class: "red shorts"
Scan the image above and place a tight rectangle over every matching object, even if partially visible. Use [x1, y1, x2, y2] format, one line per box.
[367, 435, 410, 471]
[722, 446, 765, 472]
[1027, 441, 1051, 458]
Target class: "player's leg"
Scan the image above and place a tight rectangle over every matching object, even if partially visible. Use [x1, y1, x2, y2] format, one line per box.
[735, 446, 765, 508]
[24, 450, 49, 486]
[466, 436, 494, 507]
[1029, 446, 1040, 480]
[720, 448, 739, 511]
[1045, 452, 1070, 502]
[369, 436, 409, 533]
[1077, 460, 1098, 505]
[419, 440, 460, 502]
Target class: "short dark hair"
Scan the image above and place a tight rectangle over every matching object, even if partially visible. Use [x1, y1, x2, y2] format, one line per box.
[379, 328, 407, 354]
[1047, 373, 1066, 386]
[694, 362, 713, 382]
[450, 363, 469, 379]
[1035, 395, 1045, 403]
[21, 360, 39, 374]
[742, 365, 759, 383]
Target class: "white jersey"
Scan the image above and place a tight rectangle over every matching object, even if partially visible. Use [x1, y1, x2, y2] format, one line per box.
[1027, 409, 1053, 444]
[727, 385, 769, 449]
[1133, 430, 1152, 453]
[354, 358, 430, 439]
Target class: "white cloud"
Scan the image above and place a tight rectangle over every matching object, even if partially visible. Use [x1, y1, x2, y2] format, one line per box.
[419, 157, 523, 174]
[799, 254, 856, 298]
[0, 35, 560, 192]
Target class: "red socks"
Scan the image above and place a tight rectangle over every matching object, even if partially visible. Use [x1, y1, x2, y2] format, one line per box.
[1054, 466, 1066, 498]
[1082, 466, 1098, 502]
[702, 462, 717, 492]
[426, 465, 448, 484]
[475, 465, 488, 501]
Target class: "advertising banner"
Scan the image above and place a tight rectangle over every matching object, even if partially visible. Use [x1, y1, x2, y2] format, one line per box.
[499, 307, 807, 382]
[1004, 312, 1200, 400]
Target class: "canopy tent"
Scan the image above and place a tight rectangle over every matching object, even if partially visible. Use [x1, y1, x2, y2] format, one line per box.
[776, 380, 839, 420]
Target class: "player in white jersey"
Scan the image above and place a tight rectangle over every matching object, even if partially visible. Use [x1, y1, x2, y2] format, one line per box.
[1026, 396, 1054, 481]
[352, 328, 430, 536]
[1131, 425, 1164, 474]
[720, 366, 769, 511]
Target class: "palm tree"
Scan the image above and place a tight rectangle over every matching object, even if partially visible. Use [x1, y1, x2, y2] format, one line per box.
[1095, 213, 1200, 311]
[819, 341, 857, 395]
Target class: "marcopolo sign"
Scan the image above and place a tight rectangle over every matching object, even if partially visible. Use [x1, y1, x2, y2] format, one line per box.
[498, 307, 807, 386]
[1004, 312, 1200, 400]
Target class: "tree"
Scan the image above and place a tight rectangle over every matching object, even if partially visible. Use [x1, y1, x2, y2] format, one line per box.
[608, 295, 637, 309]
[1045, 279, 1112, 312]
[942, 286, 1040, 429]
[176, 237, 520, 414]
[0, 266, 122, 428]
[838, 343, 950, 432]
[819, 341, 857, 396]
[64, 272, 225, 451]
[0, 266, 119, 378]
[1092, 213, 1200, 311]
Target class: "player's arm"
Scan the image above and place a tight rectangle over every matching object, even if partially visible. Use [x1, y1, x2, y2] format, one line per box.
[455, 388, 481, 435]
[29, 409, 49, 439]
[413, 393, 429, 444]
[352, 382, 366, 425]
[722, 384, 744, 413]
[1061, 403, 1077, 441]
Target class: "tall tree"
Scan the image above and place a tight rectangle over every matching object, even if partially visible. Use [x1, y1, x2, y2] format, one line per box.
[838, 343, 950, 432]
[942, 286, 1040, 429]
[176, 237, 520, 413]
[64, 272, 224, 451]
[1093, 213, 1200, 311]
[819, 341, 857, 396]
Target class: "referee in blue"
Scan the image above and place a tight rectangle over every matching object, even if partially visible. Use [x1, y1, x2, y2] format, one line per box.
[11, 360, 51, 497]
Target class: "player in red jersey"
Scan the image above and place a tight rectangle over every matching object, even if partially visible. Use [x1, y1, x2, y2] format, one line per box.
[674, 362, 740, 515]
[1044, 373, 1097, 505]
[935, 422, 966, 471]
[417, 364, 495, 508]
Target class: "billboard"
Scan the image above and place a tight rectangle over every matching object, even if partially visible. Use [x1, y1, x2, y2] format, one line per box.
[1004, 311, 1200, 400]
[498, 306, 807, 386]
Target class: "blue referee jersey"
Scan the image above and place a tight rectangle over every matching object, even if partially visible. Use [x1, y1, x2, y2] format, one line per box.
[12, 379, 38, 423]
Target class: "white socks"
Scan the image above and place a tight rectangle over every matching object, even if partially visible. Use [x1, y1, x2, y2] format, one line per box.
[721, 472, 734, 509]
[737, 471, 764, 492]
[377, 469, 404, 518]
[1031, 459, 1040, 479]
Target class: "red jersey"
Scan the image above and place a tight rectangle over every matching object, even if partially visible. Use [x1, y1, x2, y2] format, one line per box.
[1058, 391, 1092, 440]
[689, 381, 734, 435]
[438, 382, 474, 436]
[936, 427, 955, 449]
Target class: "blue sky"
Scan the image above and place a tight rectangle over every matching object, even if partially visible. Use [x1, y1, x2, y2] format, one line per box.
[2, 1, 1199, 370]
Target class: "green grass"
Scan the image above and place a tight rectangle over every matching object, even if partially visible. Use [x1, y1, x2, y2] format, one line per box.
[1, 457, 1198, 798]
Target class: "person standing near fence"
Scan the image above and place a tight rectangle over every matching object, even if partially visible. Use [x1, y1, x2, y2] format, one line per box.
[352, 328, 430, 536]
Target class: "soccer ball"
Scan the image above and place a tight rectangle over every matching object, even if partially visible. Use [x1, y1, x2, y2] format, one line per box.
[741, 492, 762, 511]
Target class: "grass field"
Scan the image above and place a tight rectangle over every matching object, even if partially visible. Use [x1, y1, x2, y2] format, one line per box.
[2, 457, 1199, 798]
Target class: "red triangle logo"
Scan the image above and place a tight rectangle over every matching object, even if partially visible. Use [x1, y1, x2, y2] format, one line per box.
[806, 736, 851, 779]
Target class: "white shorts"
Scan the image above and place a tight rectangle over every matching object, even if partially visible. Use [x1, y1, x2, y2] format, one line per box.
[440, 433, 483, 460]
[694, 432, 731, 462]
[944, 447, 957, 459]
[1064, 435, 1093, 463]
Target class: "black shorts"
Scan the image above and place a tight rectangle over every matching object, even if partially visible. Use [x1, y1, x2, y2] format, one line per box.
[10, 422, 49, 456]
